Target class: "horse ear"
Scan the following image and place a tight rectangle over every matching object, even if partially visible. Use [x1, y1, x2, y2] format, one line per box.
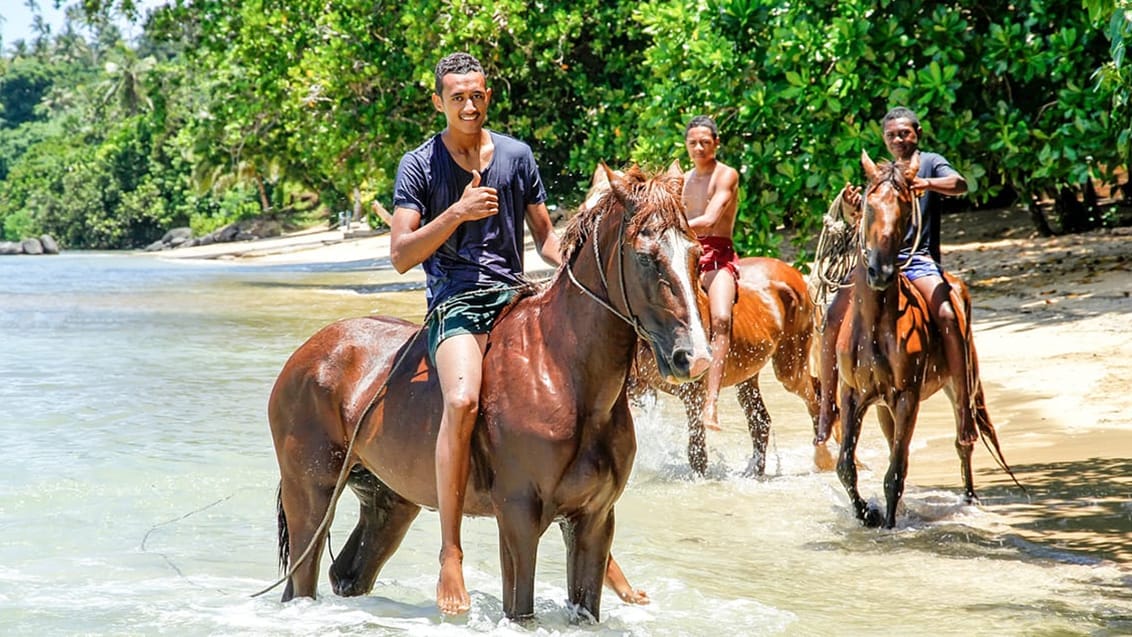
[603, 162, 636, 216]
[861, 149, 878, 182]
[667, 159, 683, 178]
[591, 163, 610, 190]
[904, 152, 921, 182]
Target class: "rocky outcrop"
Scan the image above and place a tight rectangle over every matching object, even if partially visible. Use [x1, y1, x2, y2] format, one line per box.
[144, 218, 284, 252]
[0, 235, 60, 256]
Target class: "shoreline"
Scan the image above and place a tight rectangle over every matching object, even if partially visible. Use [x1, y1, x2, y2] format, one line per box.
[152, 209, 1132, 453]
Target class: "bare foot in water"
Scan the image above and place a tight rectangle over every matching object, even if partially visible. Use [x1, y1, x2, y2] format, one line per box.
[702, 412, 722, 432]
[616, 586, 651, 605]
[437, 551, 470, 615]
[605, 556, 650, 605]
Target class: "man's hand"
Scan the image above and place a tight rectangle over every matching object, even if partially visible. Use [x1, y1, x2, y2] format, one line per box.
[837, 182, 862, 225]
[839, 182, 862, 208]
[455, 170, 498, 221]
[910, 175, 930, 196]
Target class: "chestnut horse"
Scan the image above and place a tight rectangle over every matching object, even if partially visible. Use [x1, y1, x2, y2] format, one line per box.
[630, 257, 830, 477]
[266, 166, 710, 621]
[817, 151, 1012, 528]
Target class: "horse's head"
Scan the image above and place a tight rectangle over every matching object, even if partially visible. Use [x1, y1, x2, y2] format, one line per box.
[859, 150, 920, 290]
[564, 164, 711, 383]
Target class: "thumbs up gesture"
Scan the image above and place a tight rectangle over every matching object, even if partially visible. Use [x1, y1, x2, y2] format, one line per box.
[457, 170, 499, 221]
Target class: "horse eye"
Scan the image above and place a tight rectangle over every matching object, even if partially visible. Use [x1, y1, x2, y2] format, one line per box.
[634, 251, 656, 268]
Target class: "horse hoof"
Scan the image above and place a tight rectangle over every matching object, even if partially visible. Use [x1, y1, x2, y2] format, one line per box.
[741, 453, 767, 478]
[861, 506, 885, 528]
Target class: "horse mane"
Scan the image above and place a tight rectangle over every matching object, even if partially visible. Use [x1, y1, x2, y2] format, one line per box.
[870, 159, 912, 194]
[560, 166, 688, 263]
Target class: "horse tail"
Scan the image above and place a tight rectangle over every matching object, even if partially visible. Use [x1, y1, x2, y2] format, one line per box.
[276, 481, 290, 574]
[952, 279, 1026, 493]
[974, 384, 1027, 494]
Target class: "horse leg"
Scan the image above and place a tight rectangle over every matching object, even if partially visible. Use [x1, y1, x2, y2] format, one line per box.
[815, 291, 849, 444]
[735, 377, 771, 477]
[875, 404, 895, 452]
[277, 459, 339, 602]
[560, 511, 615, 622]
[496, 494, 546, 620]
[329, 466, 422, 597]
[883, 394, 920, 529]
[836, 391, 882, 527]
[772, 321, 833, 470]
[678, 382, 709, 476]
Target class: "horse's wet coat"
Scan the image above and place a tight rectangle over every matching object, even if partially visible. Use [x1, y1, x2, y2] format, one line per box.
[820, 151, 1012, 528]
[630, 256, 828, 477]
[267, 165, 709, 621]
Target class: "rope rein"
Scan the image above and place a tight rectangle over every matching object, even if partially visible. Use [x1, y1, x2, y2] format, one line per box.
[254, 197, 643, 599]
[810, 184, 923, 330]
[565, 208, 653, 342]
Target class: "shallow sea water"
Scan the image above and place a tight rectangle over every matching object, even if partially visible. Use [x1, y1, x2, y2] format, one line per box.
[1, 252, 1130, 636]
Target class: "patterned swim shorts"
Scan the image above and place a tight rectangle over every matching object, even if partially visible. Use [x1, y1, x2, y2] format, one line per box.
[426, 287, 517, 363]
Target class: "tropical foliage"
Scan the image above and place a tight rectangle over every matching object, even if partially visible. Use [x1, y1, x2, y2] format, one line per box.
[1, 0, 1129, 254]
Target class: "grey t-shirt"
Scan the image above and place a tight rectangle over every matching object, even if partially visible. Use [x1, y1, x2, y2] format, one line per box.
[900, 151, 961, 264]
[393, 131, 547, 311]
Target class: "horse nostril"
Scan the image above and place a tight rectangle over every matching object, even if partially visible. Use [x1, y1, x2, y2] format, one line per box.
[672, 347, 710, 380]
[672, 348, 691, 373]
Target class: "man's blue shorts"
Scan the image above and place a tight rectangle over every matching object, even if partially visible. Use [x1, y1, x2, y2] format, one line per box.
[902, 253, 943, 281]
[426, 288, 517, 363]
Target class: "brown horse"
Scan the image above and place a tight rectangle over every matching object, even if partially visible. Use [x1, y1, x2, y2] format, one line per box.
[266, 165, 711, 621]
[817, 151, 1011, 528]
[630, 257, 830, 477]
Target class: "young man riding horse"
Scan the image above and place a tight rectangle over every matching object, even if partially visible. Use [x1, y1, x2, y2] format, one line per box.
[388, 52, 561, 615]
[818, 106, 975, 445]
[681, 115, 741, 433]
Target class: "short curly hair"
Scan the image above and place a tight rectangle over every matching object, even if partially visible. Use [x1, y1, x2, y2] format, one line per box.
[434, 52, 485, 96]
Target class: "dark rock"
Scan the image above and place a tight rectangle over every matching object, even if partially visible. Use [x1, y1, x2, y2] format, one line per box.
[162, 227, 193, 243]
[39, 234, 59, 254]
[217, 224, 240, 242]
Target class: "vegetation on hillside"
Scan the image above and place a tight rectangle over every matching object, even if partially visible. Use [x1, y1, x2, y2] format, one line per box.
[1, 1, 1129, 255]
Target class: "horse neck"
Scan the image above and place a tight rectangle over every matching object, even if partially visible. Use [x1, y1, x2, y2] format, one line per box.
[546, 218, 640, 373]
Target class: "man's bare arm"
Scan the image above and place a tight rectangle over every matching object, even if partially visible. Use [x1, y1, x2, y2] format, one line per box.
[525, 202, 562, 267]
[914, 173, 968, 197]
[687, 167, 739, 234]
[390, 170, 498, 273]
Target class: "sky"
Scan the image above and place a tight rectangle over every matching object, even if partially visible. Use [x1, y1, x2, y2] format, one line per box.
[1, 1, 165, 51]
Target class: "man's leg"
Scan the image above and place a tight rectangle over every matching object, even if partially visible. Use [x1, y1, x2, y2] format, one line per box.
[701, 269, 736, 431]
[434, 331, 489, 615]
[913, 275, 977, 444]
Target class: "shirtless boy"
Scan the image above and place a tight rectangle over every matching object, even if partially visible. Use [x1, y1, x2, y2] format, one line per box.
[682, 115, 741, 431]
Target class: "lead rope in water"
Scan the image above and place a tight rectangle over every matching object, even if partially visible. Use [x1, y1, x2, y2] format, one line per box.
[140, 494, 236, 593]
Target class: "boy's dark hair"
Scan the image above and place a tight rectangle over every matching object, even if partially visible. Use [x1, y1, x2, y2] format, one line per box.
[882, 107, 922, 132]
[685, 115, 719, 139]
[434, 52, 485, 96]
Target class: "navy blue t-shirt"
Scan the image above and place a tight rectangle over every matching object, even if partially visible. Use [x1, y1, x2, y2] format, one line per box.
[393, 131, 547, 311]
[900, 151, 961, 264]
